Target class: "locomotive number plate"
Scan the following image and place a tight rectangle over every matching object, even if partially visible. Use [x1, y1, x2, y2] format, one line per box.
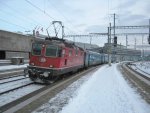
[39, 57, 46, 62]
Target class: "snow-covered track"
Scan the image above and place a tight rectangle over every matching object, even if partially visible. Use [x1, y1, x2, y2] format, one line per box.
[126, 64, 150, 82]
[0, 76, 29, 85]
[0, 69, 24, 79]
[0, 82, 34, 95]
[1, 66, 99, 113]
[0, 83, 45, 108]
[121, 63, 150, 104]
[0, 77, 34, 95]
[134, 65, 150, 78]
[0, 74, 22, 80]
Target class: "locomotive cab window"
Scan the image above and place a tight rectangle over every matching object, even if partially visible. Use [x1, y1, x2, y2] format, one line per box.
[69, 50, 72, 56]
[76, 48, 78, 56]
[62, 49, 66, 57]
[58, 48, 62, 57]
[45, 45, 58, 57]
[32, 43, 42, 56]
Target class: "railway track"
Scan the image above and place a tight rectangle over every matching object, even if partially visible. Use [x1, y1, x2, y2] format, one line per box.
[0, 74, 23, 80]
[0, 77, 34, 95]
[0, 76, 45, 108]
[121, 63, 150, 104]
[0, 76, 29, 85]
[126, 64, 150, 82]
[0, 68, 25, 79]
[133, 65, 150, 78]
[0, 82, 34, 95]
[0, 66, 99, 113]
[135, 66, 150, 76]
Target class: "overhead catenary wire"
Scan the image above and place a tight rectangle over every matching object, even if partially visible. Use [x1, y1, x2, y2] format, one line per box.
[0, 18, 28, 30]
[0, 9, 35, 30]
[47, 0, 83, 34]
[1, 0, 80, 35]
[0, 0, 82, 36]
[25, 0, 79, 35]
[0, 1, 43, 27]
[25, 0, 55, 20]
[0, 1, 49, 33]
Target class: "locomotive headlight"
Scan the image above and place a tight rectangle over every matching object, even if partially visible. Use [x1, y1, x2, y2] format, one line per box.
[31, 63, 34, 66]
[42, 45, 45, 47]
[49, 65, 53, 68]
[43, 72, 49, 77]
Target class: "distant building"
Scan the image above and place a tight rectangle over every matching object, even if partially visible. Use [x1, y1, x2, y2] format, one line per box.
[0, 30, 33, 60]
[74, 42, 99, 50]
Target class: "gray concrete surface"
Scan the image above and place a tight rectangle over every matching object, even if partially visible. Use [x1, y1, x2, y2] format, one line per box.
[0, 30, 36, 59]
[0, 30, 33, 52]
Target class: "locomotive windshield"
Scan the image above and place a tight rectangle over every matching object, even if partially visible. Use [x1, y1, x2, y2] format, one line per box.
[45, 45, 58, 57]
[32, 43, 42, 56]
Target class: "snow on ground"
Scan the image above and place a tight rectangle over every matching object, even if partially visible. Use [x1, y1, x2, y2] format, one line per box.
[0, 84, 43, 107]
[0, 76, 26, 84]
[60, 64, 150, 113]
[33, 71, 92, 113]
[33, 64, 150, 113]
[0, 64, 28, 71]
[130, 61, 150, 78]
[0, 78, 32, 93]
[133, 61, 150, 74]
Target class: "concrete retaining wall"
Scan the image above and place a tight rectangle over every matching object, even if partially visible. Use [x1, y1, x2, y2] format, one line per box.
[0, 30, 34, 52]
[6, 51, 29, 59]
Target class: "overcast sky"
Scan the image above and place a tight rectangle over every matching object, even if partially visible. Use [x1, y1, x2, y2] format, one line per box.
[0, 0, 150, 47]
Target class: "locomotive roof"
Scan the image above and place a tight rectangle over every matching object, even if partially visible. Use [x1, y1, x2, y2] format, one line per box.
[33, 38, 84, 51]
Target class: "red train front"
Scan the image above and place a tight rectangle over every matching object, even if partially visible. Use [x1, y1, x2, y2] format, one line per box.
[27, 38, 84, 83]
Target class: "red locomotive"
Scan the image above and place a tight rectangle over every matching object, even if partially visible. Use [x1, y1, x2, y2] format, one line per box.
[28, 38, 84, 83]
[26, 21, 108, 83]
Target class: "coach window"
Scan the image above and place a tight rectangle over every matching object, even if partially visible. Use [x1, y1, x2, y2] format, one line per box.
[32, 43, 42, 56]
[46, 45, 58, 57]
